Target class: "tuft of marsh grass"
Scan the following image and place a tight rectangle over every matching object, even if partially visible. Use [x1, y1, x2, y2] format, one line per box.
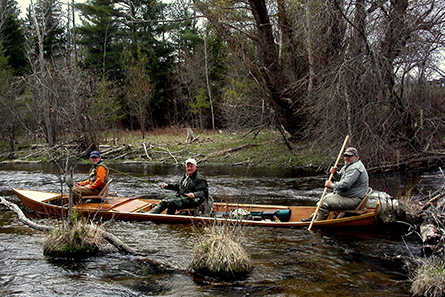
[190, 222, 253, 279]
[43, 218, 103, 258]
[411, 258, 445, 297]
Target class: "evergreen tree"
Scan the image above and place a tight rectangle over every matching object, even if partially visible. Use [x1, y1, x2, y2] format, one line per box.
[118, 0, 175, 127]
[0, 0, 28, 75]
[75, 0, 121, 78]
[76, 0, 175, 127]
[0, 42, 33, 156]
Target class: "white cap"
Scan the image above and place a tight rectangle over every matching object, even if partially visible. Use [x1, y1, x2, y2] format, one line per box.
[185, 158, 197, 166]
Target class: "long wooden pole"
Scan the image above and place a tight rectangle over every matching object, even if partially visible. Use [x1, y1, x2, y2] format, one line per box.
[308, 135, 350, 230]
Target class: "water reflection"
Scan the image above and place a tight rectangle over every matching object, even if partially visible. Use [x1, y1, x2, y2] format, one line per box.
[1, 162, 439, 296]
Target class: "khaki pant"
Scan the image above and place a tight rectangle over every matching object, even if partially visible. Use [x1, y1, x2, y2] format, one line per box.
[72, 186, 101, 204]
[316, 193, 362, 221]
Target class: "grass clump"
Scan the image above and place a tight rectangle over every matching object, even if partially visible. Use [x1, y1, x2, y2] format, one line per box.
[411, 258, 445, 297]
[43, 218, 103, 258]
[191, 223, 253, 280]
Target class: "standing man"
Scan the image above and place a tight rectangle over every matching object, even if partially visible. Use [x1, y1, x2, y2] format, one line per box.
[73, 150, 109, 203]
[313, 147, 369, 221]
[149, 158, 209, 215]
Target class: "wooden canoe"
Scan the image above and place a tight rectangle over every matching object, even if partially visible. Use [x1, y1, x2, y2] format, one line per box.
[12, 188, 380, 228]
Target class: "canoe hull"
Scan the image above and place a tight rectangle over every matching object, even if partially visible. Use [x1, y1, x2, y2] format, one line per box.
[12, 188, 379, 228]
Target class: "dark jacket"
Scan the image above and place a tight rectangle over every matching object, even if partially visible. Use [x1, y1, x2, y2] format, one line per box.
[166, 170, 209, 203]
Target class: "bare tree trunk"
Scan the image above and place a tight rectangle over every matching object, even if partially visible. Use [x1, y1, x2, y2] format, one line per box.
[305, 0, 314, 91]
[194, 0, 307, 140]
[31, 6, 55, 147]
[72, 0, 77, 63]
[203, 34, 215, 130]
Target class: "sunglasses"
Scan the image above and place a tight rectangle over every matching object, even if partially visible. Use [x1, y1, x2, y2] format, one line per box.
[344, 154, 354, 157]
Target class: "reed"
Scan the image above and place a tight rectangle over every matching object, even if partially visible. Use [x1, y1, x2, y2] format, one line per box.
[190, 222, 253, 279]
[411, 258, 445, 297]
[43, 218, 102, 258]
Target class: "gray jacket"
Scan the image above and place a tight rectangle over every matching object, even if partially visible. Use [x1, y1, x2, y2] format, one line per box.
[331, 159, 369, 199]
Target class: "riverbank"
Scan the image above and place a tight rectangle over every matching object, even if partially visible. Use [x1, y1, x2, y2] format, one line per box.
[2, 129, 328, 169]
[2, 128, 444, 174]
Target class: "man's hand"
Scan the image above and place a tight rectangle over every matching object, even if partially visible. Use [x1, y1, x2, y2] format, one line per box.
[185, 193, 195, 199]
[325, 180, 333, 188]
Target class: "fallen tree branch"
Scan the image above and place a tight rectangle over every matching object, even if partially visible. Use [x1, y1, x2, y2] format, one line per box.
[0, 196, 52, 232]
[201, 143, 259, 161]
[100, 230, 145, 256]
[101, 145, 128, 156]
[142, 143, 153, 160]
[156, 146, 178, 164]
[0, 196, 143, 256]
[420, 192, 445, 211]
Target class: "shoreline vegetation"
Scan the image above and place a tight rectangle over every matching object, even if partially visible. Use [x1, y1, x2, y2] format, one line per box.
[1, 128, 444, 174]
[1, 129, 328, 169]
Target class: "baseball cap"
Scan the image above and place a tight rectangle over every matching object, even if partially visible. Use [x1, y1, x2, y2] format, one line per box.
[344, 147, 358, 157]
[90, 151, 100, 158]
[185, 158, 197, 166]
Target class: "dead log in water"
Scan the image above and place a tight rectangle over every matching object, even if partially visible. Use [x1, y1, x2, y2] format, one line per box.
[416, 182, 445, 257]
[0, 196, 141, 256]
[0, 196, 52, 232]
[420, 220, 444, 256]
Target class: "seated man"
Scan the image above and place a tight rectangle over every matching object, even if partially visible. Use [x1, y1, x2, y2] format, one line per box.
[314, 147, 369, 221]
[72, 150, 109, 204]
[149, 158, 209, 215]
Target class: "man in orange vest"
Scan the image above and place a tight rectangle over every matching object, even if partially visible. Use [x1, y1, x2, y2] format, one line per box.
[72, 150, 109, 203]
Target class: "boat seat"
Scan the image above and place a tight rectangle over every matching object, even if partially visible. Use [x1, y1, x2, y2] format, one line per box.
[177, 208, 196, 216]
[176, 195, 214, 217]
[82, 179, 113, 201]
[336, 187, 373, 219]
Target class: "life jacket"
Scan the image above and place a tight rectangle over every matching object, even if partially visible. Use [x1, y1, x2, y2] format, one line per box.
[88, 162, 109, 187]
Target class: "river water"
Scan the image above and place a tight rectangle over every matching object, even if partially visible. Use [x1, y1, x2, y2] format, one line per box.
[1, 162, 441, 297]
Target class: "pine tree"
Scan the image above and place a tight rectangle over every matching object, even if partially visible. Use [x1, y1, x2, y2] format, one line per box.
[0, 0, 28, 75]
[75, 0, 121, 78]
[119, 0, 175, 127]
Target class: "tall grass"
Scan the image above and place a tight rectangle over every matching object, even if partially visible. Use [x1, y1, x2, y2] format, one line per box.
[190, 222, 253, 279]
[411, 258, 445, 297]
[43, 218, 102, 258]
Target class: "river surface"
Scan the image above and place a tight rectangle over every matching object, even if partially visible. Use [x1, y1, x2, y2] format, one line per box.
[1, 162, 442, 297]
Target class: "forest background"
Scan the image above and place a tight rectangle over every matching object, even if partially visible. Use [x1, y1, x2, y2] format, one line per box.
[1, 0, 445, 171]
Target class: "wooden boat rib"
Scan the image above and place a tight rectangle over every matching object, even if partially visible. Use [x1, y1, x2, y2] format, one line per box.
[12, 188, 380, 228]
